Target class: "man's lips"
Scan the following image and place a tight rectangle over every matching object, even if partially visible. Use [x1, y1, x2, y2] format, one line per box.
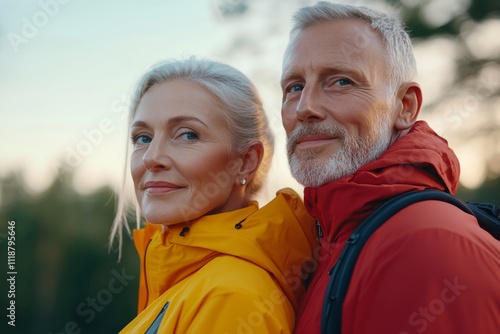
[143, 181, 182, 195]
[295, 135, 337, 149]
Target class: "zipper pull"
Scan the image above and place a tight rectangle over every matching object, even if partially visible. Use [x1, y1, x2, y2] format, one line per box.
[316, 219, 323, 238]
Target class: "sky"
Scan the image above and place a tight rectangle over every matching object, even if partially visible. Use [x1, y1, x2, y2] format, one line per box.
[0, 0, 498, 202]
[0, 0, 262, 190]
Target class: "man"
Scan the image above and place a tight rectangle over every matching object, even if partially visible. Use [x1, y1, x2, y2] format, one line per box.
[280, 2, 500, 334]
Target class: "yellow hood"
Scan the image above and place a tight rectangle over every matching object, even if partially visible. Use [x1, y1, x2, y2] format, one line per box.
[133, 188, 316, 313]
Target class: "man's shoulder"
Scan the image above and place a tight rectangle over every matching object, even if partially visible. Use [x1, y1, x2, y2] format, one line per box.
[375, 199, 486, 241]
[357, 199, 500, 268]
[344, 199, 500, 334]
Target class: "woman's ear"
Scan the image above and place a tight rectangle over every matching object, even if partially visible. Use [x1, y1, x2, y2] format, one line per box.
[237, 141, 264, 185]
[394, 82, 423, 131]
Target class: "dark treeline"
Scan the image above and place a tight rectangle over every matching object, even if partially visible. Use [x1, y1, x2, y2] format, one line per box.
[0, 170, 139, 334]
[0, 169, 499, 333]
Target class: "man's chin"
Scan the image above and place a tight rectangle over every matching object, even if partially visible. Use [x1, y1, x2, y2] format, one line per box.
[291, 165, 333, 188]
[289, 155, 357, 187]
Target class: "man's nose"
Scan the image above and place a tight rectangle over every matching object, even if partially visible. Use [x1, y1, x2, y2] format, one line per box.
[295, 85, 326, 122]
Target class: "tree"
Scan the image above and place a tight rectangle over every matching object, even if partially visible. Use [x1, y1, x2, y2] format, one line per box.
[0, 170, 139, 333]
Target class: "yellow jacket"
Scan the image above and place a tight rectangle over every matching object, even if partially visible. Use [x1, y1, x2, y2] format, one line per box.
[121, 188, 316, 333]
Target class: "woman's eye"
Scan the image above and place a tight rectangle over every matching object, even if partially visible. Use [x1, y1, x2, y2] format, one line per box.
[179, 131, 198, 141]
[132, 135, 152, 145]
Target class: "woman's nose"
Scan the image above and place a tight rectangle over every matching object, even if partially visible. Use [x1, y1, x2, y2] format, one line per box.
[142, 138, 171, 171]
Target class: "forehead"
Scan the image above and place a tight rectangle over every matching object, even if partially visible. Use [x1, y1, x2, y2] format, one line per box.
[282, 19, 388, 80]
[135, 80, 224, 120]
[132, 79, 228, 129]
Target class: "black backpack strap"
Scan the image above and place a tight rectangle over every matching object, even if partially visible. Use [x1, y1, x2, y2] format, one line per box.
[466, 202, 500, 240]
[320, 189, 473, 334]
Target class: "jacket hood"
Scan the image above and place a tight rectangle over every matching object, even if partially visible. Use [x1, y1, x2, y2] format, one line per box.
[133, 188, 316, 312]
[304, 121, 461, 242]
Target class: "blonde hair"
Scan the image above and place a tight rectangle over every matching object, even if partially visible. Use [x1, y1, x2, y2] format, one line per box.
[109, 57, 274, 258]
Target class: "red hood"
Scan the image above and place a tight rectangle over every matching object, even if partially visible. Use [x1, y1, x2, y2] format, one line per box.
[304, 121, 460, 242]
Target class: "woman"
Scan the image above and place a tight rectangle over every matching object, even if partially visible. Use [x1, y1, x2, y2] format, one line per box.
[109, 57, 317, 333]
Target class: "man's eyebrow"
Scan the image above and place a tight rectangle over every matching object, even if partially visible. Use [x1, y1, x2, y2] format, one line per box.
[322, 65, 362, 75]
[281, 65, 364, 86]
[280, 71, 301, 88]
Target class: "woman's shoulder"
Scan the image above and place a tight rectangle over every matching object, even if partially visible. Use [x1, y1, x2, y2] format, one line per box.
[194, 255, 278, 292]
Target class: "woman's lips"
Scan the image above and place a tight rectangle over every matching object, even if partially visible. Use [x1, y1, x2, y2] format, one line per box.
[144, 181, 182, 195]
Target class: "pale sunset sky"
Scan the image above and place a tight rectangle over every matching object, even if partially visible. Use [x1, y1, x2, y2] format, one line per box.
[1, 0, 498, 203]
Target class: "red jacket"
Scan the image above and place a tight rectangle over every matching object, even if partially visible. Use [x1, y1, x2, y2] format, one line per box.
[294, 121, 500, 334]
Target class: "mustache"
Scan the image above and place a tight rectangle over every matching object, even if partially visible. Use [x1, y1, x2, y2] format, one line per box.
[286, 123, 346, 154]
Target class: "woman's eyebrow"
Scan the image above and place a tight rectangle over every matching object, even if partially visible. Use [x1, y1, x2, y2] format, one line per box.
[130, 116, 209, 129]
[130, 120, 148, 128]
[167, 116, 209, 128]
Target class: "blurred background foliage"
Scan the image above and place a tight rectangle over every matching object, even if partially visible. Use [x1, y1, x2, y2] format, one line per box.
[1, 0, 499, 333]
[1, 169, 139, 333]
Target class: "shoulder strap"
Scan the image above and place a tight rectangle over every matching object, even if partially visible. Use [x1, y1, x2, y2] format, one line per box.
[466, 202, 500, 240]
[320, 189, 474, 334]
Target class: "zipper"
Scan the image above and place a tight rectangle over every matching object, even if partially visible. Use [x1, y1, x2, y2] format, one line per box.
[316, 219, 323, 238]
[143, 239, 152, 307]
[145, 301, 170, 334]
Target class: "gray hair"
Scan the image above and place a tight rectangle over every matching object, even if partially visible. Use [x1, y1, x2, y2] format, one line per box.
[287, 1, 417, 92]
[109, 57, 274, 258]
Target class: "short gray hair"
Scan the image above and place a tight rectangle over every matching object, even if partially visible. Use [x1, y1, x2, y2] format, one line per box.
[110, 57, 274, 258]
[288, 1, 417, 92]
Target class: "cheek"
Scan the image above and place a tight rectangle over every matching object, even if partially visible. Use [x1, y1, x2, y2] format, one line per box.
[336, 102, 375, 134]
[281, 108, 296, 134]
[194, 151, 238, 187]
[130, 151, 144, 184]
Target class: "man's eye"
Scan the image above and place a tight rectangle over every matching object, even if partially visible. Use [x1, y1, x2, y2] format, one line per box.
[334, 78, 351, 86]
[289, 84, 304, 93]
[132, 135, 152, 144]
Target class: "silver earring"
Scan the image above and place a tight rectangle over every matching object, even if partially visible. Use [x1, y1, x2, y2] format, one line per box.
[240, 178, 247, 186]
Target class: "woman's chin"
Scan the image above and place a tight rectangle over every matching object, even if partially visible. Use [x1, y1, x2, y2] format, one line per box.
[145, 216, 188, 226]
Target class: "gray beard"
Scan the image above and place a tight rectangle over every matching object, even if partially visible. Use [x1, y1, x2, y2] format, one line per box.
[286, 113, 392, 187]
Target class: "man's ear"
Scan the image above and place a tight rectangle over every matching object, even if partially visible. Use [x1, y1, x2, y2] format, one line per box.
[236, 141, 264, 185]
[394, 82, 423, 131]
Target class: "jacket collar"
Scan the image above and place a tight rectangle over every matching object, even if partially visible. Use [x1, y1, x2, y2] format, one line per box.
[139, 188, 316, 310]
[304, 121, 460, 242]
